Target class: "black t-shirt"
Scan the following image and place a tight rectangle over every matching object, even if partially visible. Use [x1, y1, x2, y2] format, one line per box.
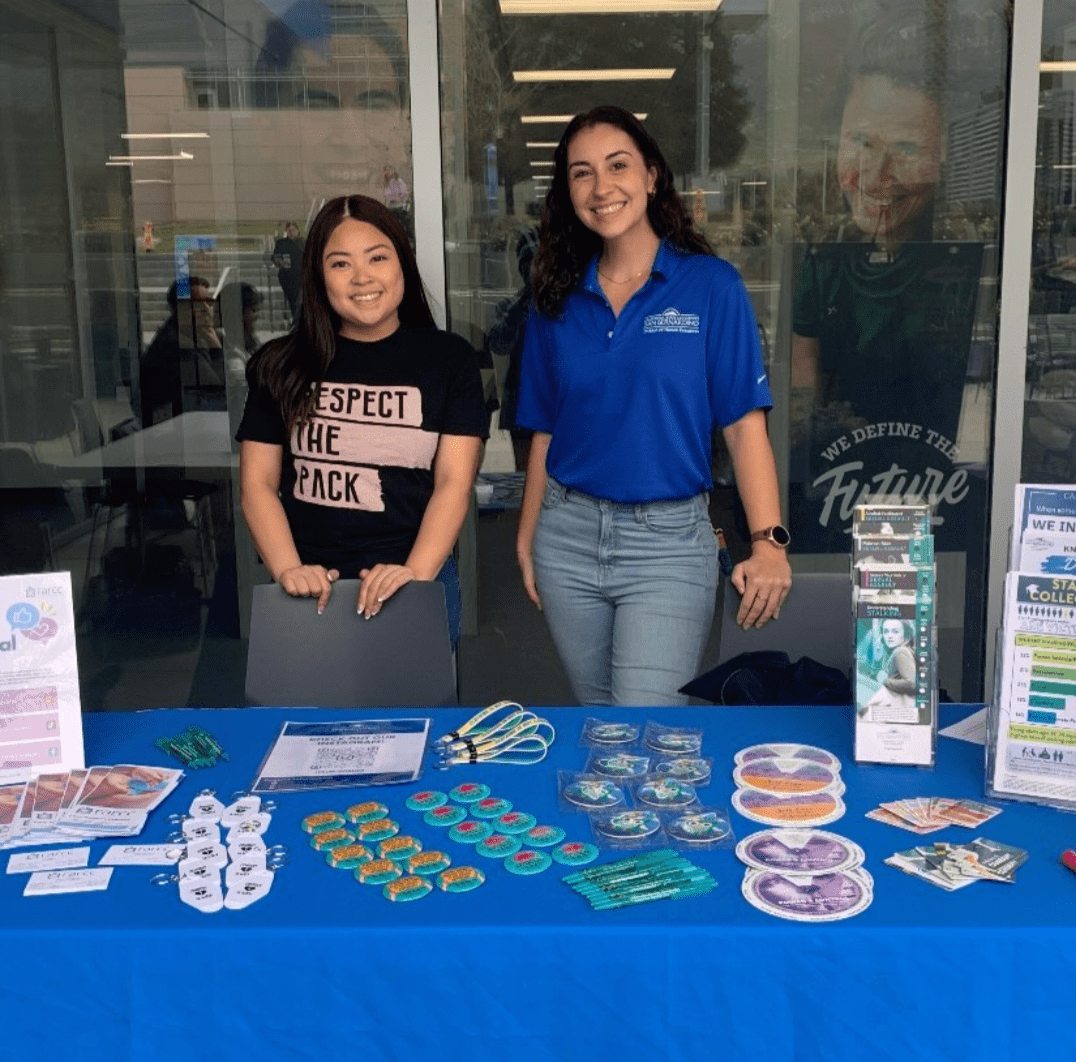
[236, 325, 488, 574]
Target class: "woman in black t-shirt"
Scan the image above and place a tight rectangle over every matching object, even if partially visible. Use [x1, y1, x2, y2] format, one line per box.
[237, 196, 487, 630]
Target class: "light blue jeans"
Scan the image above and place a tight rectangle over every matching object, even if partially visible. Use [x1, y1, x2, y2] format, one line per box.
[532, 478, 719, 706]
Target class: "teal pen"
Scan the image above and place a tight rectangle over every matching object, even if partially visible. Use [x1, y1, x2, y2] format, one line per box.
[593, 882, 717, 910]
[572, 860, 693, 891]
[581, 871, 714, 902]
[576, 867, 707, 897]
[563, 849, 677, 883]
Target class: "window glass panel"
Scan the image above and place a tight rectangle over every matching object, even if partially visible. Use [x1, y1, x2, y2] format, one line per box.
[440, 0, 1008, 702]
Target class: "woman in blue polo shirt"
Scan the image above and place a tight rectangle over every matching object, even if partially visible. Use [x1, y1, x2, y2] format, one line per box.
[515, 105, 792, 706]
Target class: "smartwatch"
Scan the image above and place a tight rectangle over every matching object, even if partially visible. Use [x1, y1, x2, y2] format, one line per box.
[750, 524, 791, 550]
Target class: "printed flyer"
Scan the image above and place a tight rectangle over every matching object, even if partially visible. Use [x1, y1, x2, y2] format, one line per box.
[0, 572, 84, 783]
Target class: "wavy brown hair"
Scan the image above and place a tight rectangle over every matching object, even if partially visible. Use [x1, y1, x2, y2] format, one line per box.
[532, 106, 714, 318]
[248, 195, 435, 434]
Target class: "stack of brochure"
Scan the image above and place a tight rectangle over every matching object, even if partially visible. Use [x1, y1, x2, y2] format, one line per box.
[852, 504, 938, 766]
[987, 485, 1076, 811]
[885, 838, 1027, 890]
[0, 765, 183, 848]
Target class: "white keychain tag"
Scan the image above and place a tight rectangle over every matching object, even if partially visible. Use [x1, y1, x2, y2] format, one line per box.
[226, 853, 267, 884]
[180, 877, 224, 914]
[182, 820, 221, 844]
[188, 792, 225, 822]
[225, 814, 271, 845]
[185, 841, 228, 868]
[177, 856, 219, 882]
[228, 836, 267, 860]
[220, 797, 261, 829]
[224, 870, 274, 910]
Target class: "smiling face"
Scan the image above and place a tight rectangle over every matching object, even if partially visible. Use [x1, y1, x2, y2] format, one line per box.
[321, 218, 405, 342]
[566, 122, 658, 246]
[838, 74, 942, 242]
[881, 619, 907, 649]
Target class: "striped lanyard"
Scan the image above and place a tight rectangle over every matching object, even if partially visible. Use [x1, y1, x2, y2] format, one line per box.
[433, 701, 555, 767]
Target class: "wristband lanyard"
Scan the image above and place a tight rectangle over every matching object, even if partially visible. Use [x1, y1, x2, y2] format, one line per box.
[433, 701, 555, 768]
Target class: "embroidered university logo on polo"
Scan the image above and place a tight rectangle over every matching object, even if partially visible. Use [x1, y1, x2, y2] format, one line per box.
[643, 307, 700, 334]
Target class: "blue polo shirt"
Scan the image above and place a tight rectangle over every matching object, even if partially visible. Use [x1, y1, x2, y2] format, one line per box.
[516, 242, 772, 503]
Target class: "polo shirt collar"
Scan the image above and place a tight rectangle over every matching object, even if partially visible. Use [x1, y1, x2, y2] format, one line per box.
[581, 239, 679, 297]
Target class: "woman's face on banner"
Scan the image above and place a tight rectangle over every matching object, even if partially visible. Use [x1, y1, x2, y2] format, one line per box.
[254, 30, 409, 205]
[881, 619, 907, 649]
[838, 74, 942, 241]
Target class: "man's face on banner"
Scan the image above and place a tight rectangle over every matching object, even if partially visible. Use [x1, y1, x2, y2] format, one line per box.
[254, 29, 410, 206]
[837, 74, 942, 242]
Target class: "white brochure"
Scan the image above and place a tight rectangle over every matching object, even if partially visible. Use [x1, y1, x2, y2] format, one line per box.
[7, 846, 91, 873]
[23, 867, 113, 896]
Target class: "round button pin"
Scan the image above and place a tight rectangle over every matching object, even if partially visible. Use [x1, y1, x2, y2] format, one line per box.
[471, 796, 513, 819]
[495, 811, 537, 835]
[437, 866, 485, 893]
[475, 833, 522, 858]
[449, 820, 493, 844]
[424, 804, 467, 828]
[406, 790, 448, 812]
[504, 850, 552, 875]
[449, 783, 491, 803]
[383, 875, 433, 902]
[346, 801, 389, 824]
[522, 825, 566, 848]
[552, 842, 599, 867]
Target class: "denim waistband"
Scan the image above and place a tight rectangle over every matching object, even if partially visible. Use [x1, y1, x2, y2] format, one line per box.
[546, 477, 709, 515]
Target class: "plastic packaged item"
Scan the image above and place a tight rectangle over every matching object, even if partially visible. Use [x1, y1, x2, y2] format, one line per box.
[642, 721, 703, 756]
[558, 771, 627, 814]
[651, 757, 713, 786]
[580, 718, 641, 749]
[585, 751, 652, 780]
[663, 807, 735, 850]
[631, 776, 700, 811]
[589, 809, 666, 851]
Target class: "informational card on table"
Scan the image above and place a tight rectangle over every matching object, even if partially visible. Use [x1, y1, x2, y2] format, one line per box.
[251, 718, 431, 793]
[988, 572, 1076, 809]
[0, 572, 84, 783]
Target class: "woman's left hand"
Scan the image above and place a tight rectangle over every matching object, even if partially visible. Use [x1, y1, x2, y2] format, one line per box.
[730, 550, 792, 629]
[357, 564, 418, 618]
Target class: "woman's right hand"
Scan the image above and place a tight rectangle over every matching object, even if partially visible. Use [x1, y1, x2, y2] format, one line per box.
[277, 565, 340, 615]
[516, 542, 542, 610]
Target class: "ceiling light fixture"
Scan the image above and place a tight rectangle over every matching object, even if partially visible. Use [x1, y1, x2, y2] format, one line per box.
[513, 68, 673, 82]
[521, 112, 647, 123]
[121, 132, 210, 140]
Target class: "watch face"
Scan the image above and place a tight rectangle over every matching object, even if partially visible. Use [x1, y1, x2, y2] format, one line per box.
[771, 524, 791, 547]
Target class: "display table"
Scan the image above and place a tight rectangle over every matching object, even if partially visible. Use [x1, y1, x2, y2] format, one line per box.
[3, 704, 1073, 1062]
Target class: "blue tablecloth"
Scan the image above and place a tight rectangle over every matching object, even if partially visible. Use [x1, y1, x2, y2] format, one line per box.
[3, 704, 1074, 1062]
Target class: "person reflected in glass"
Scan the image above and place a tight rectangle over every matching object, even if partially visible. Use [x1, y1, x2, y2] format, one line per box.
[382, 166, 413, 241]
[515, 106, 791, 707]
[272, 222, 304, 322]
[237, 196, 487, 640]
[140, 276, 226, 427]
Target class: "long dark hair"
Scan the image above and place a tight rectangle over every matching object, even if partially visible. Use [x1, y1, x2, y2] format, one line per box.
[532, 106, 713, 318]
[250, 195, 435, 433]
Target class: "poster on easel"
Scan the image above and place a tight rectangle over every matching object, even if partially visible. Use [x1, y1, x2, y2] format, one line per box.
[0, 572, 85, 783]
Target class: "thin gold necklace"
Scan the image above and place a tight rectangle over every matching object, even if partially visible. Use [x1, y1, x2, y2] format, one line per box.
[598, 264, 651, 284]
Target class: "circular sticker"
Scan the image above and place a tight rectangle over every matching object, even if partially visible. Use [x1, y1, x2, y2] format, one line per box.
[594, 810, 661, 840]
[563, 779, 623, 809]
[449, 820, 493, 844]
[635, 779, 698, 809]
[644, 732, 702, 755]
[378, 835, 422, 861]
[733, 758, 842, 796]
[449, 783, 491, 804]
[355, 818, 400, 843]
[326, 843, 373, 869]
[475, 833, 522, 858]
[588, 753, 650, 779]
[406, 790, 448, 812]
[355, 858, 402, 885]
[585, 722, 640, 745]
[471, 796, 513, 819]
[301, 811, 346, 834]
[666, 811, 732, 844]
[731, 788, 845, 828]
[736, 829, 865, 874]
[496, 811, 537, 835]
[504, 850, 553, 875]
[654, 758, 711, 784]
[346, 801, 389, 824]
[735, 744, 841, 770]
[552, 842, 599, 866]
[383, 875, 433, 902]
[522, 825, 566, 848]
[437, 866, 485, 893]
[309, 827, 354, 851]
[407, 850, 451, 876]
[741, 868, 873, 922]
[424, 804, 467, 828]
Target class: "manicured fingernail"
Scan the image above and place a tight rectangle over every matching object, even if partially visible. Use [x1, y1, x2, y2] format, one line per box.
[317, 605, 324, 615]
